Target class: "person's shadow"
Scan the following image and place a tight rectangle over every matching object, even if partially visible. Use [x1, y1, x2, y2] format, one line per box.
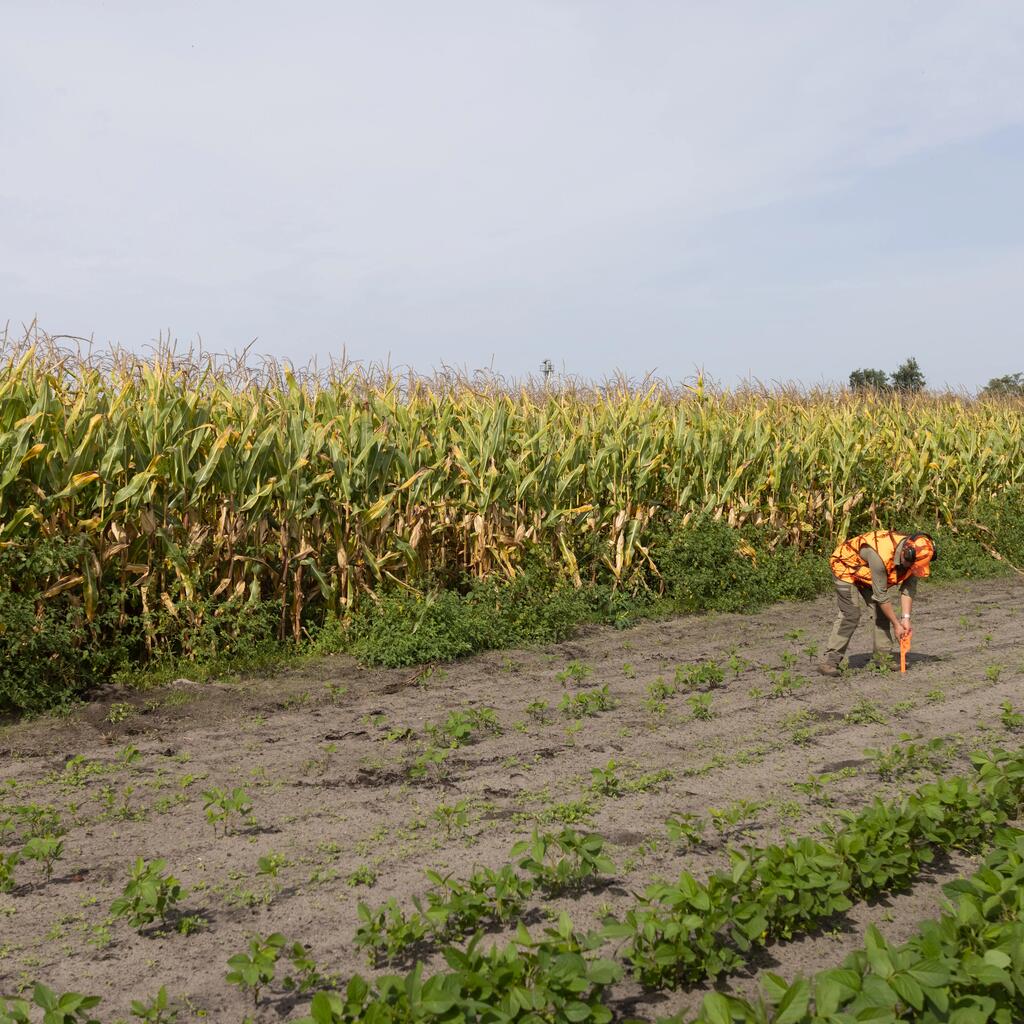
[846, 652, 945, 670]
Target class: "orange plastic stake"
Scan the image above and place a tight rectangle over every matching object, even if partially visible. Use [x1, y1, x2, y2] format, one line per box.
[899, 631, 912, 673]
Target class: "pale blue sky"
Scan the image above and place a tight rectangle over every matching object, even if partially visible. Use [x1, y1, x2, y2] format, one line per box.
[3, 1, 1023, 388]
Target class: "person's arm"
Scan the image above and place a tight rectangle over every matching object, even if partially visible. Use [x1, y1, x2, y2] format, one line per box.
[899, 575, 918, 634]
[861, 546, 909, 638]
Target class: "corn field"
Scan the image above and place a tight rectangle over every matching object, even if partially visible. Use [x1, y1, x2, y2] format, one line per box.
[1, 328, 1023, 646]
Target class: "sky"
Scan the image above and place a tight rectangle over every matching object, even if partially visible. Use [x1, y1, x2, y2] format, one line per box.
[2, 1, 1024, 389]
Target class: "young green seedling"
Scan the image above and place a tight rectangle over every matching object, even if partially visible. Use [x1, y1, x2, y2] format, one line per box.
[226, 933, 285, 1007]
[257, 852, 288, 878]
[559, 685, 615, 719]
[129, 986, 177, 1023]
[0, 850, 19, 893]
[432, 799, 470, 837]
[525, 699, 550, 723]
[21, 837, 63, 883]
[110, 858, 185, 930]
[202, 786, 254, 835]
[845, 698, 887, 725]
[556, 660, 593, 686]
[10, 984, 102, 1024]
[1000, 700, 1023, 731]
[346, 865, 378, 888]
[687, 693, 715, 721]
[665, 813, 705, 849]
[590, 760, 622, 797]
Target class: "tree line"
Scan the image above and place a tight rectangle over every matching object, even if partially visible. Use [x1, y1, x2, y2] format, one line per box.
[848, 357, 1023, 396]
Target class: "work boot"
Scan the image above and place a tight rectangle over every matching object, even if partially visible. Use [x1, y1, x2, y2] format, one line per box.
[817, 657, 841, 678]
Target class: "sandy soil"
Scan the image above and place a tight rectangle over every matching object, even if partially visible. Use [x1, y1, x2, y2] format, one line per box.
[1, 576, 1022, 1022]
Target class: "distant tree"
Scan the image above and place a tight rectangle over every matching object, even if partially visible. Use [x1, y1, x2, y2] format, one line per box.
[849, 368, 890, 392]
[891, 357, 926, 394]
[981, 372, 1024, 397]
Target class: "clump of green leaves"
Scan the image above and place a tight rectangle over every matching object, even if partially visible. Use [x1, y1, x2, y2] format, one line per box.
[110, 857, 185, 930]
[426, 711, 472, 748]
[525, 699, 550, 723]
[257, 852, 289, 878]
[1, 984, 102, 1024]
[766, 670, 806, 698]
[130, 986, 179, 1023]
[845, 698, 887, 725]
[432, 799, 470, 837]
[176, 914, 207, 936]
[226, 932, 327, 1006]
[556, 660, 593, 686]
[674, 661, 725, 691]
[559, 685, 615, 718]
[21, 837, 63, 883]
[407, 746, 451, 782]
[590, 760, 622, 797]
[354, 900, 431, 966]
[708, 799, 765, 839]
[327, 914, 621, 1022]
[426, 707, 501, 748]
[49, 754, 107, 789]
[687, 692, 715, 721]
[106, 701, 134, 724]
[117, 744, 142, 769]
[791, 774, 835, 807]
[202, 786, 255, 835]
[727, 650, 749, 678]
[646, 677, 674, 701]
[226, 933, 285, 1006]
[665, 813, 705, 849]
[0, 850, 20, 893]
[865, 735, 955, 781]
[628, 768, 673, 793]
[511, 828, 615, 896]
[1000, 701, 1023, 731]
[346, 865, 378, 888]
[6, 803, 65, 842]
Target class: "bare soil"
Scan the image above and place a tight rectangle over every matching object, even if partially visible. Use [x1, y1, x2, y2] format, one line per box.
[1, 577, 1022, 1022]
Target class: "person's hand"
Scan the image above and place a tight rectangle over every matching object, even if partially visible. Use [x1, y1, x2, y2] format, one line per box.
[894, 620, 909, 640]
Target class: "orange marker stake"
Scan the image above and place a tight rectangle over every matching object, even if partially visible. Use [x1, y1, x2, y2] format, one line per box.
[899, 631, 912, 673]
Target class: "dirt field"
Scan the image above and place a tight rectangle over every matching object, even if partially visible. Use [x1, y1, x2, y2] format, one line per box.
[1, 576, 1022, 1021]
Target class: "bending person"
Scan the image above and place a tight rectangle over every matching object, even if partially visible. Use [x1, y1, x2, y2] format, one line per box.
[819, 530, 936, 677]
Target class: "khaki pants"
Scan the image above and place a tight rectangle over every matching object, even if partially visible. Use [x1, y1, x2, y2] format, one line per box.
[823, 578, 895, 665]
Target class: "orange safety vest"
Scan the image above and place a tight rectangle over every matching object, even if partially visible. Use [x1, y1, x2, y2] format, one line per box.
[830, 530, 911, 587]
